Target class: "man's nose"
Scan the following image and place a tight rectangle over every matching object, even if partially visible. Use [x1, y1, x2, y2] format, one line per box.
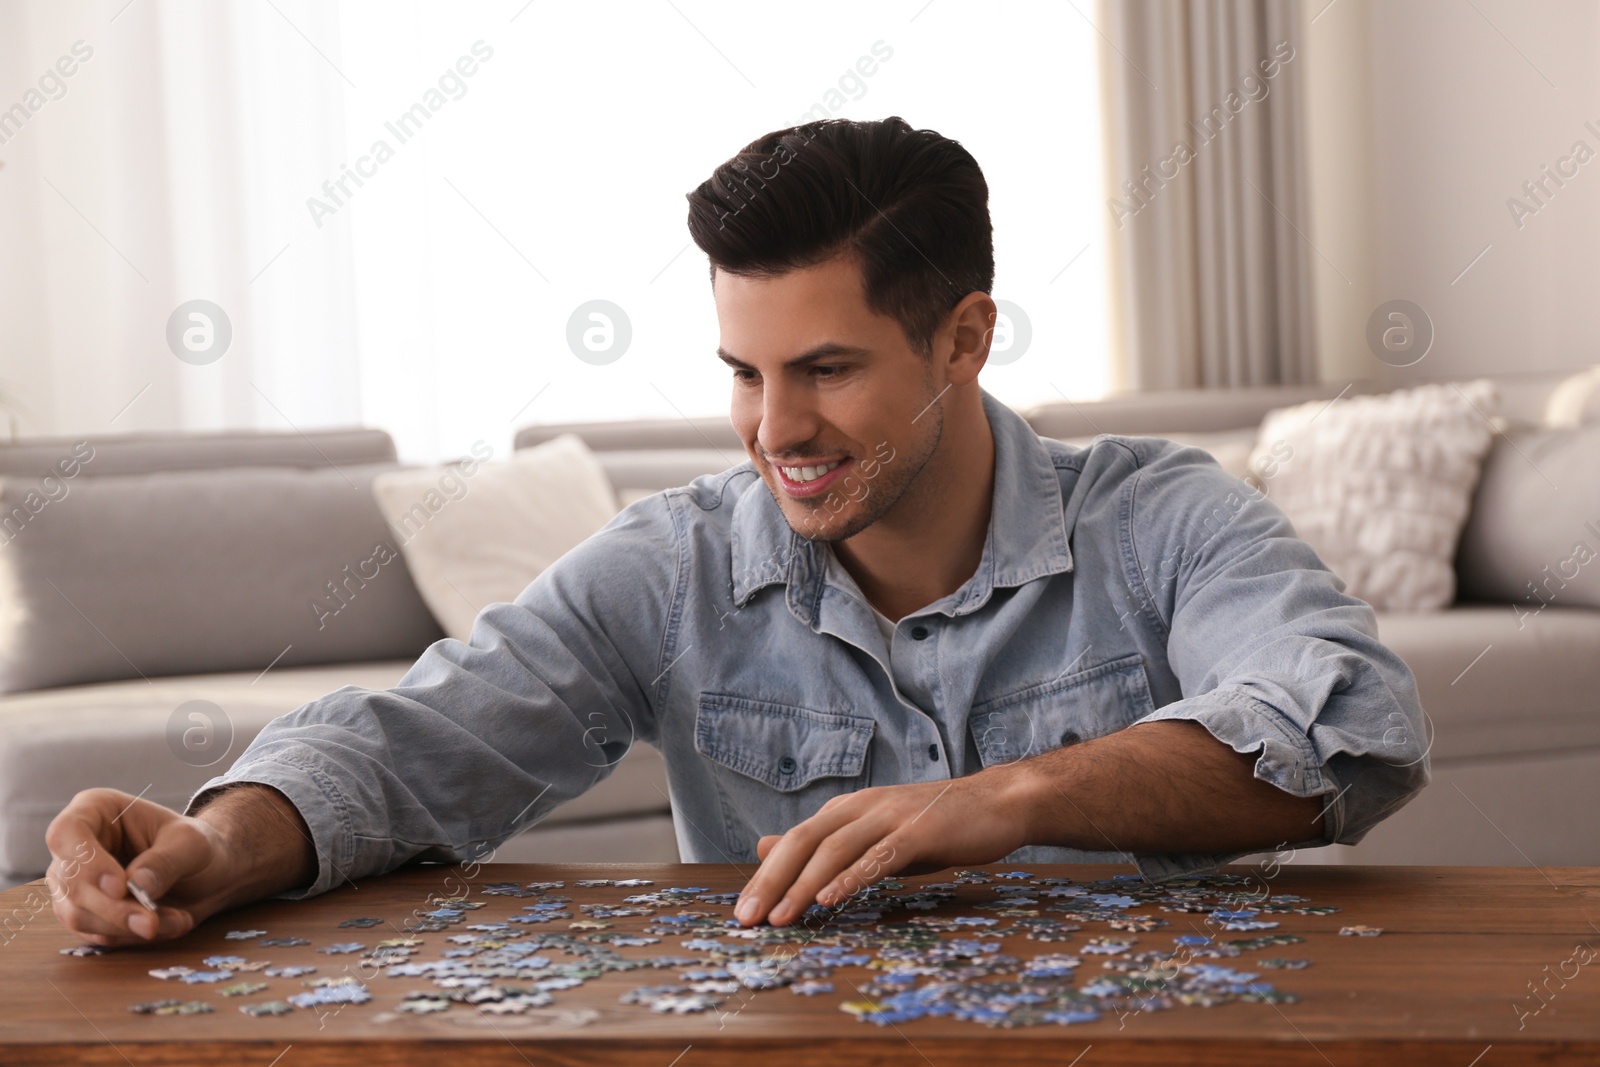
[755, 378, 822, 461]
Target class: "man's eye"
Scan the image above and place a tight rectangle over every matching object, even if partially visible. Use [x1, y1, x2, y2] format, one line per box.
[813, 365, 841, 378]
[732, 369, 758, 383]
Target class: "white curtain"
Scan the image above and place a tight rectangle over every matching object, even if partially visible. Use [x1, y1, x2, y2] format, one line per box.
[0, 0, 360, 441]
[1098, 0, 1318, 391]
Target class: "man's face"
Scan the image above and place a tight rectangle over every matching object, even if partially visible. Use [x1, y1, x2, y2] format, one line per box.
[714, 255, 946, 542]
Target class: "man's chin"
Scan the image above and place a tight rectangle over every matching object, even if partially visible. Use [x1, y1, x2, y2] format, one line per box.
[757, 471, 881, 541]
[780, 507, 834, 541]
[772, 497, 863, 543]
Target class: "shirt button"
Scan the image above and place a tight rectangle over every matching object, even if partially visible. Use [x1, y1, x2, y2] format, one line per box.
[927, 743, 939, 762]
[778, 755, 797, 774]
[910, 625, 930, 640]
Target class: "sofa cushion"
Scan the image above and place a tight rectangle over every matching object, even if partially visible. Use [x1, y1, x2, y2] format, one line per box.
[1249, 380, 1500, 611]
[1022, 383, 1357, 439]
[373, 436, 620, 643]
[1046, 429, 1258, 481]
[1373, 605, 1600, 761]
[0, 463, 443, 692]
[1455, 423, 1600, 611]
[515, 417, 743, 454]
[592, 449, 743, 497]
[0, 428, 396, 478]
[0, 661, 408, 881]
[489, 814, 681, 864]
[1317, 747, 1600, 867]
[0, 661, 673, 881]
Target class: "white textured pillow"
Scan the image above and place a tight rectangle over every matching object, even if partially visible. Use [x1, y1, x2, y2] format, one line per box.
[1246, 380, 1500, 611]
[371, 434, 619, 642]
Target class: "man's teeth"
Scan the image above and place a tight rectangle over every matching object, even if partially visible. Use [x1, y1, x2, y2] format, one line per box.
[779, 460, 842, 483]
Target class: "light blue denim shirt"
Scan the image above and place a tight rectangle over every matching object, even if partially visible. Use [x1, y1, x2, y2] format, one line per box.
[191, 388, 1430, 896]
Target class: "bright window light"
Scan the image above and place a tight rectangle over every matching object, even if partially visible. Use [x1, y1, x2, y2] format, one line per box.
[326, 1, 1109, 460]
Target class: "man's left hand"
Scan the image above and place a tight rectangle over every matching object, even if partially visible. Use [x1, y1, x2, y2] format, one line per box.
[732, 769, 1031, 927]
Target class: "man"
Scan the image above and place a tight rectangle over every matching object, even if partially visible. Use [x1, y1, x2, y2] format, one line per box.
[48, 116, 1428, 947]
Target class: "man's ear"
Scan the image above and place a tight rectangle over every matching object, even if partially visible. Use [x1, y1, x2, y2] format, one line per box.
[942, 291, 998, 386]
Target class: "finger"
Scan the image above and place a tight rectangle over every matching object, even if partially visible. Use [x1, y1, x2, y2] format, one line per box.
[45, 798, 140, 936]
[46, 855, 159, 943]
[55, 901, 190, 946]
[148, 904, 199, 940]
[49, 852, 198, 944]
[755, 835, 781, 861]
[816, 833, 911, 906]
[124, 817, 212, 905]
[43, 834, 109, 906]
[45, 794, 126, 894]
[734, 803, 857, 926]
[769, 820, 894, 926]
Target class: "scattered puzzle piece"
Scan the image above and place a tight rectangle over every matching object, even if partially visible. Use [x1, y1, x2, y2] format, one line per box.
[106, 869, 1375, 1030]
[218, 981, 269, 997]
[60, 944, 109, 957]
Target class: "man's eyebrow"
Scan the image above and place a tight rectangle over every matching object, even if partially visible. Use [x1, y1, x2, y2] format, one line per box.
[715, 342, 872, 370]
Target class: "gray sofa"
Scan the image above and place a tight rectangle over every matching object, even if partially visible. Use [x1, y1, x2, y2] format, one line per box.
[1, 366, 1594, 891]
[0, 429, 679, 891]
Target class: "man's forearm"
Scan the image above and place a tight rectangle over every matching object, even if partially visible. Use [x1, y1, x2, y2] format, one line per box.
[999, 720, 1327, 855]
[190, 784, 318, 907]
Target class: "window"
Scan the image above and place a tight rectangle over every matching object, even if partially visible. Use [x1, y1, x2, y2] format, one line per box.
[326, 1, 1110, 460]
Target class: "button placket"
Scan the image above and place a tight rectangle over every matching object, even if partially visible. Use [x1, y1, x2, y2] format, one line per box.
[895, 617, 949, 779]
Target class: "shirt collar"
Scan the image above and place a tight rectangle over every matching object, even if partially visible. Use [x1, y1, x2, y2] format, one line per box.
[729, 386, 1074, 622]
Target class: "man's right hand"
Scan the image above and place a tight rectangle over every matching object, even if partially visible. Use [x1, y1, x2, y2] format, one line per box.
[45, 785, 314, 947]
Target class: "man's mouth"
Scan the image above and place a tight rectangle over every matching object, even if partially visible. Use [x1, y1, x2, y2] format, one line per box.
[771, 457, 851, 497]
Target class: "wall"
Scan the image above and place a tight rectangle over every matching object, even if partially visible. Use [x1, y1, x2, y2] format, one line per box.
[1303, 0, 1600, 389]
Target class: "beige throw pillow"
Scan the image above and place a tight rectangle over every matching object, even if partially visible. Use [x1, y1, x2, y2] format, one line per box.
[371, 434, 619, 642]
[1246, 380, 1500, 611]
[1545, 364, 1600, 427]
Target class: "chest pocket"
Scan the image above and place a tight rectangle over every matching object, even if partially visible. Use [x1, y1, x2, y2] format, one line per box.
[695, 692, 874, 790]
[969, 652, 1155, 767]
[695, 692, 875, 849]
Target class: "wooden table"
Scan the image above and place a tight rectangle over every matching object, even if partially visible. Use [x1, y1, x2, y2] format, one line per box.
[1, 862, 1596, 1065]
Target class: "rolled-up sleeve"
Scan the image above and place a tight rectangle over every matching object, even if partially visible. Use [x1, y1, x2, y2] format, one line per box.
[1117, 442, 1430, 879]
[185, 494, 681, 899]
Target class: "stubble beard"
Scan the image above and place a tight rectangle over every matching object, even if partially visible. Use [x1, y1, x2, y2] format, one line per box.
[779, 385, 946, 545]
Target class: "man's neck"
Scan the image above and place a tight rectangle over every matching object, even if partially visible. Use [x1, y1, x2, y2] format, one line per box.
[831, 387, 996, 621]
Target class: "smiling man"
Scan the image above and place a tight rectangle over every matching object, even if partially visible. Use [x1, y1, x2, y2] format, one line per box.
[47, 116, 1429, 946]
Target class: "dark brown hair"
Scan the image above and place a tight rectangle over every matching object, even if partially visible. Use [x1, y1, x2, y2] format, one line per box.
[686, 116, 994, 358]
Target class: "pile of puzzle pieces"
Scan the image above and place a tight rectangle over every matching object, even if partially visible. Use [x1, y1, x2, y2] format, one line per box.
[62, 868, 1380, 1029]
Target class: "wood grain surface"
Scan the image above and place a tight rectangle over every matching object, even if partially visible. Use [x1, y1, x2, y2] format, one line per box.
[1, 862, 1596, 1065]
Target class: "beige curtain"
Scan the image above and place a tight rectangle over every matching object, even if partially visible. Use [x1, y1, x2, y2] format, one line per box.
[1098, 0, 1317, 391]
